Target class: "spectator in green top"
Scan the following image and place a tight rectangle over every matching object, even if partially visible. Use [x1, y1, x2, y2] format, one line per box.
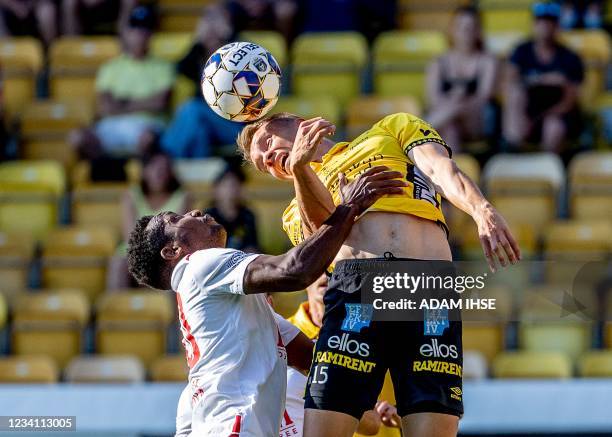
[69, 5, 175, 160]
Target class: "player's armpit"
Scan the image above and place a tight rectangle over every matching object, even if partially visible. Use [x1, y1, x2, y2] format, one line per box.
[286, 331, 314, 375]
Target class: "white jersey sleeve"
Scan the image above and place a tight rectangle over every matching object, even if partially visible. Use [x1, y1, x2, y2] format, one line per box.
[187, 248, 260, 295]
[274, 312, 300, 346]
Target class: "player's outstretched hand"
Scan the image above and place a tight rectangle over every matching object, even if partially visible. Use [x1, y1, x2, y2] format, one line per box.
[289, 117, 336, 172]
[375, 401, 402, 428]
[475, 204, 521, 272]
[338, 166, 407, 216]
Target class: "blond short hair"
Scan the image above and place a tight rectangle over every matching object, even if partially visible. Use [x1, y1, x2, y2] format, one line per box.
[236, 112, 299, 162]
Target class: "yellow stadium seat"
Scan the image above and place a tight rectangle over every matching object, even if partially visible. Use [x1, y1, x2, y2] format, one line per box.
[463, 324, 505, 364]
[568, 151, 612, 220]
[346, 96, 422, 140]
[0, 161, 65, 238]
[245, 186, 294, 254]
[482, 9, 532, 34]
[0, 355, 59, 383]
[518, 286, 592, 361]
[486, 31, 528, 59]
[0, 231, 34, 297]
[458, 219, 537, 261]
[96, 292, 174, 366]
[171, 74, 197, 112]
[159, 13, 200, 32]
[0, 37, 43, 117]
[462, 286, 513, 363]
[559, 30, 611, 110]
[399, 9, 454, 32]
[239, 31, 288, 67]
[273, 95, 342, 128]
[65, 355, 145, 383]
[157, 0, 209, 31]
[483, 153, 565, 233]
[271, 290, 306, 318]
[373, 31, 447, 102]
[150, 354, 189, 382]
[151, 32, 193, 62]
[49, 37, 121, 107]
[12, 291, 89, 368]
[479, 0, 533, 7]
[41, 226, 117, 301]
[579, 351, 612, 377]
[173, 158, 223, 208]
[0, 291, 6, 329]
[493, 351, 572, 379]
[292, 32, 368, 105]
[72, 185, 126, 237]
[20, 99, 93, 169]
[543, 220, 611, 285]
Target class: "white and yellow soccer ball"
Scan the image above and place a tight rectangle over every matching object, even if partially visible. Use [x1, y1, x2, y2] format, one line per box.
[201, 42, 281, 122]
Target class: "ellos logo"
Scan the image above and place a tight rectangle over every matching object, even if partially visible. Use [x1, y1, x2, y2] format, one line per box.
[327, 333, 370, 357]
[419, 339, 458, 359]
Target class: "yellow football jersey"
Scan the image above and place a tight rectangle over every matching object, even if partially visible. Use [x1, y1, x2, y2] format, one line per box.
[282, 113, 450, 246]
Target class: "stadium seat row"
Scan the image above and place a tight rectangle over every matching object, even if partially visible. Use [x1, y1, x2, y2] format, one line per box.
[1, 28, 610, 117]
[2, 282, 612, 370]
[1, 151, 609, 252]
[0, 354, 186, 383]
[0, 290, 175, 367]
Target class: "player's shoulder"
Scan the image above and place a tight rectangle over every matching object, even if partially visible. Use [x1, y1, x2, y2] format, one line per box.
[373, 112, 430, 132]
[186, 248, 249, 271]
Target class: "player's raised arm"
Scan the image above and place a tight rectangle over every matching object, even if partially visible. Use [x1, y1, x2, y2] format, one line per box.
[409, 142, 521, 272]
[289, 117, 338, 236]
[243, 166, 407, 294]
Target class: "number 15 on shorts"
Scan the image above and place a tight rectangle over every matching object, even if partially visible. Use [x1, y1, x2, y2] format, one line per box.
[310, 364, 328, 384]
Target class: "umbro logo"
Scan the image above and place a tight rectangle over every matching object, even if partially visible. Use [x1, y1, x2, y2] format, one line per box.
[420, 129, 431, 136]
[450, 386, 462, 401]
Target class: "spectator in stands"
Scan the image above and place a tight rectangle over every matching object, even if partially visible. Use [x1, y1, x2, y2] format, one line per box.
[300, 0, 396, 42]
[158, 4, 242, 158]
[560, 0, 603, 29]
[503, 1, 584, 153]
[69, 5, 174, 160]
[204, 163, 259, 252]
[0, 0, 57, 46]
[61, 0, 137, 35]
[226, 0, 299, 42]
[425, 6, 498, 153]
[107, 149, 190, 290]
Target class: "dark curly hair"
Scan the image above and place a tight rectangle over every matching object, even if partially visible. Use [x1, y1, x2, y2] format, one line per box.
[127, 214, 172, 290]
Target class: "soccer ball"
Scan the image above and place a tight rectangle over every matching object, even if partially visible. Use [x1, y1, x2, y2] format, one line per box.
[201, 42, 282, 122]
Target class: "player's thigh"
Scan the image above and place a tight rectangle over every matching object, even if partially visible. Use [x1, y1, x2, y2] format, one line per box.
[303, 408, 359, 437]
[401, 412, 458, 437]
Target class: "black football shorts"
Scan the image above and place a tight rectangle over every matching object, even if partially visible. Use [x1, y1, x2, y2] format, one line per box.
[304, 257, 464, 419]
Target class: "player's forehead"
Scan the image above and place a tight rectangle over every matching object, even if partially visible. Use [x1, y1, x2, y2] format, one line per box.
[148, 211, 178, 232]
[250, 123, 272, 167]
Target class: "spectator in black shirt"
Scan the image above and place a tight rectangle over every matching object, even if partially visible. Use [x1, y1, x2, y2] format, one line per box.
[503, 1, 584, 153]
[205, 164, 259, 252]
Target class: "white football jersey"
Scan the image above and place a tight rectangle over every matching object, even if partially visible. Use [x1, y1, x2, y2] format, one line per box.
[171, 248, 299, 437]
[281, 367, 307, 437]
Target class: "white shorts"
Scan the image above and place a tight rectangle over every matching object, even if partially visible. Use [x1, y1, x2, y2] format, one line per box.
[94, 114, 164, 156]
